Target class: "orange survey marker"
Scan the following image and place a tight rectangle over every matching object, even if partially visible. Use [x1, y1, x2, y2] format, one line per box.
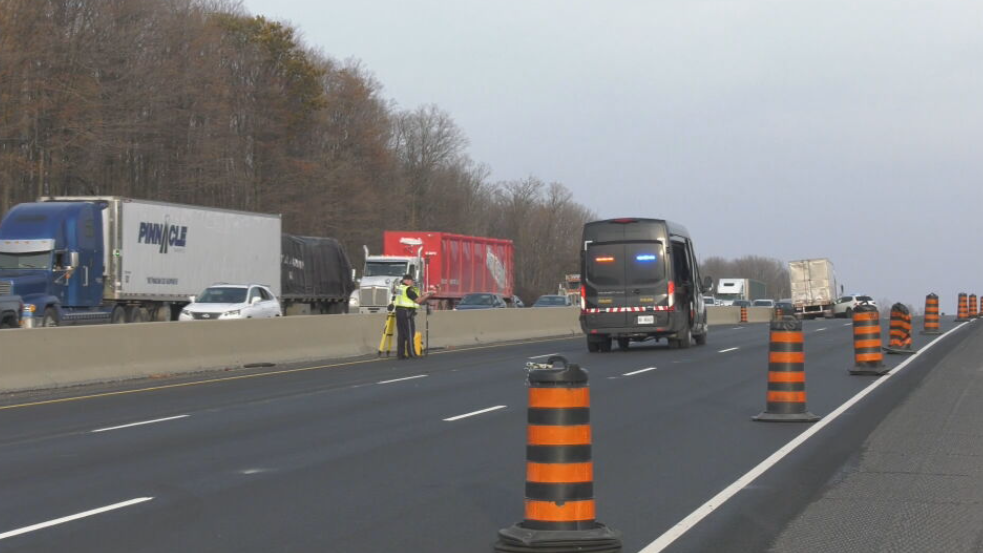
[850, 303, 888, 375]
[956, 293, 969, 322]
[753, 316, 820, 422]
[921, 293, 941, 335]
[496, 357, 621, 553]
[883, 303, 916, 355]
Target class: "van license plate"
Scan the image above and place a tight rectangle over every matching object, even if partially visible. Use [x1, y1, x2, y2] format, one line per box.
[637, 315, 654, 324]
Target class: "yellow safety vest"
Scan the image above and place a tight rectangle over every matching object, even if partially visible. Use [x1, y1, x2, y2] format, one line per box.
[393, 284, 419, 309]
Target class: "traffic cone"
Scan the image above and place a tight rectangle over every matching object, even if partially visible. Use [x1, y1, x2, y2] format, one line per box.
[884, 303, 916, 354]
[753, 316, 819, 422]
[849, 303, 888, 375]
[921, 293, 941, 335]
[496, 357, 621, 553]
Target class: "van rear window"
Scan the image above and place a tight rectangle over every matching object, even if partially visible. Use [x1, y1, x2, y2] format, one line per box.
[586, 243, 665, 287]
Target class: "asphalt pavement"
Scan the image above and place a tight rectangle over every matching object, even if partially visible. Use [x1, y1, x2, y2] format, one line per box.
[0, 316, 975, 552]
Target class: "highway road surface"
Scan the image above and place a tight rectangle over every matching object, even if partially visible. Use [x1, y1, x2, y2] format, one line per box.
[0, 317, 974, 552]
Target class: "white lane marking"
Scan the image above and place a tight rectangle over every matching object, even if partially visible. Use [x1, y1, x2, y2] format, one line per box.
[91, 415, 188, 433]
[528, 353, 561, 359]
[843, 323, 852, 326]
[377, 374, 428, 385]
[0, 497, 153, 541]
[731, 327, 744, 330]
[815, 328, 827, 332]
[623, 367, 658, 376]
[638, 321, 969, 553]
[443, 405, 507, 422]
[718, 347, 739, 353]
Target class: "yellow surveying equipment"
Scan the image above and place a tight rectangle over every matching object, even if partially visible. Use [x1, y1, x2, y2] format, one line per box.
[378, 310, 396, 357]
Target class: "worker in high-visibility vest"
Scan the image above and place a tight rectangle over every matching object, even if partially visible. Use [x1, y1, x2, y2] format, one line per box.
[391, 274, 434, 359]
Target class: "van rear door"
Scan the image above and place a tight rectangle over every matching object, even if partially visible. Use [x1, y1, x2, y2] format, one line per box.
[584, 242, 667, 329]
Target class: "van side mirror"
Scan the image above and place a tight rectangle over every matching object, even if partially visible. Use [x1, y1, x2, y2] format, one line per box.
[702, 276, 713, 293]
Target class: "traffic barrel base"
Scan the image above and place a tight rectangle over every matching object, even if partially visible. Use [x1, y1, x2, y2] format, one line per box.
[496, 524, 622, 553]
[495, 357, 622, 553]
[753, 317, 820, 423]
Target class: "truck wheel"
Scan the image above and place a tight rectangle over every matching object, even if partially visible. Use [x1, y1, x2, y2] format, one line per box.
[127, 306, 148, 323]
[42, 307, 59, 327]
[0, 317, 13, 329]
[153, 303, 173, 322]
[617, 337, 631, 351]
[111, 305, 127, 324]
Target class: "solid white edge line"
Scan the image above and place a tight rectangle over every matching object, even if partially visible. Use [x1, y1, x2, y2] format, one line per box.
[731, 327, 744, 330]
[377, 374, 428, 385]
[717, 347, 739, 353]
[0, 497, 154, 541]
[443, 405, 507, 422]
[638, 322, 970, 553]
[91, 415, 189, 433]
[528, 353, 561, 359]
[815, 328, 827, 332]
[624, 367, 658, 376]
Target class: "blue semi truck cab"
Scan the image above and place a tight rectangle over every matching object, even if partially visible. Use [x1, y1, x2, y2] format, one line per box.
[0, 201, 107, 326]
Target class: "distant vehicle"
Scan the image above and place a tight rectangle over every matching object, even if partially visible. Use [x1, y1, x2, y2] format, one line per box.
[702, 295, 716, 306]
[558, 273, 581, 304]
[533, 294, 573, 308]
[775, 300, 795, 315]
[453, 292, 508, 310]
[357, 231, 514, 313]
[580, 217, 711, 352]
[732, 299, 752, 308]
[789, 258, 838, 319]
[180, 284, 282, 321]
[507, 295, 525, 308]
[752, 299, 775, 307]
[0, 295, 22, 329]
[833, 295, 877, 318]
[715, 278, 768, 305]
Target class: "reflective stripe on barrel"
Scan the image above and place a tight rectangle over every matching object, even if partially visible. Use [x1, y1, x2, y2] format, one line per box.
[524, 382, 596, 530]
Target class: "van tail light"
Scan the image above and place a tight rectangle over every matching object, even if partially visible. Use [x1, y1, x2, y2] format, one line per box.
[667, 281, 675, 307]
[668, 281, 675, 296]
[580, 285, 586, 310]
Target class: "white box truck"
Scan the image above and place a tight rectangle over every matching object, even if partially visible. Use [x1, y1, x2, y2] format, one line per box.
[788, 258, 838, 319]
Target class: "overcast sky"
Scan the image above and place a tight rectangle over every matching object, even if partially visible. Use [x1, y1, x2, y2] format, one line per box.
[243, 0, 983, 311]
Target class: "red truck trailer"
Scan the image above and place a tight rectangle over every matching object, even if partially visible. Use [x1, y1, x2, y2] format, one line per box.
[356, 231, 515, 313]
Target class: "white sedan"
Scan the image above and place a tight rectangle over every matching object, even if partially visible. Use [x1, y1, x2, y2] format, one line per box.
[180, 284, 282, 321]
[832, 295, 877, 318]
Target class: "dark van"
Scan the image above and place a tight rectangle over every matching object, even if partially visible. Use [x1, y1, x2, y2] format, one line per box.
[580, 218, 712, 352]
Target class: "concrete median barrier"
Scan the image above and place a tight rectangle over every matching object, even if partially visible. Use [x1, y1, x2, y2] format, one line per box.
[0, 308, 582, 393]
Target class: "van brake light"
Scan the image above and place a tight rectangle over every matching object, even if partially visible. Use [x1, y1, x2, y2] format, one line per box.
[594, 256, 615, 263]
[668, 281, 675, 296]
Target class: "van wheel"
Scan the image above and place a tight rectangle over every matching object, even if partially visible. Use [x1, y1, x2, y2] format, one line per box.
[694, 331, 707, 346]
[678, 327, 693, 349]
[617, 337, 630, 351]
[598, 338, 612, 353]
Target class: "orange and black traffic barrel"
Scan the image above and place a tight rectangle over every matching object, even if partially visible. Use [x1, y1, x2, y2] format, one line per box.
[496, 357, 621, 553]
[740, 306, 748, 323]
[970, 294, 979, 319]
[753, 316, 819, 422]
[921, 293, 941, 335]
[884, 303, 916, 354]
[956, 293, 969, 321]
[849, 303, 888, 375]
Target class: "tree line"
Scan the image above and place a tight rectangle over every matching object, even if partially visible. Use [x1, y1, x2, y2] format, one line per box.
[0, 0, 594, 301]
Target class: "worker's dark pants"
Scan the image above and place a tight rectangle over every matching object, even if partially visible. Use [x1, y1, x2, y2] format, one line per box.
[396, 307, 416, 358]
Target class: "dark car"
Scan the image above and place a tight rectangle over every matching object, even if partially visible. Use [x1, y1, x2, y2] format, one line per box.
[775, 301, 795, 316]
[454, 293, 508, 310]
[533, 295, 572, 308]
[732, 300, 752, 308]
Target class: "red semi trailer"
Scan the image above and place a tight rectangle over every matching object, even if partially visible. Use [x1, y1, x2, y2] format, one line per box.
[356, 231, 514, 313]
